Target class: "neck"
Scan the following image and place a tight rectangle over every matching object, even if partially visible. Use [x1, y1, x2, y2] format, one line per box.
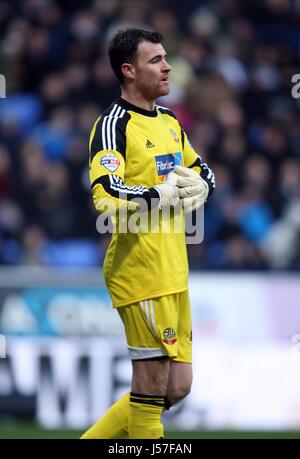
[121, 87, 156, 111]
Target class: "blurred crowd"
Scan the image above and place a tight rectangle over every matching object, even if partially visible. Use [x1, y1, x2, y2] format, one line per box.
[0, 0, 300, 270]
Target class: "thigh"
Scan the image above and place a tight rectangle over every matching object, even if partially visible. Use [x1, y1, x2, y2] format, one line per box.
[131, 358, 170, 395]
[166, 360, 193, 399]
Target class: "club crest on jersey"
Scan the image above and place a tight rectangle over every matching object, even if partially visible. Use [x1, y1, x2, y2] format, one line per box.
[100, 153, 120, 172]
[155, 152, 182, 177]
[170, 128, 180, 144]
[163, 328, 177, 345]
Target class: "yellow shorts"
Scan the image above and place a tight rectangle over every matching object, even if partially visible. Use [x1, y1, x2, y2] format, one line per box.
[117, 290, 192, 363]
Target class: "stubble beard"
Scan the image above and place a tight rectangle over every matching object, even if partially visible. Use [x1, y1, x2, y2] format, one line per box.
[136, 77, 169, 102]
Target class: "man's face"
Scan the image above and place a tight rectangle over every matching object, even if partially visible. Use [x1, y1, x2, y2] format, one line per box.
[131, 41, 172, 100]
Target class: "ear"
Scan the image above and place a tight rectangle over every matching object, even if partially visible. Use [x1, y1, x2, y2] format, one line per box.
[121, 63, 136, 81]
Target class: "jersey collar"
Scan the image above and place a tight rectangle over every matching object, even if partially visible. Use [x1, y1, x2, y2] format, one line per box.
[117, 97, 158, 118]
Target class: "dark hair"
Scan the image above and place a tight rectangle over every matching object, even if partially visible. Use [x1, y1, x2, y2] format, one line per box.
[108, 28, 163, 84]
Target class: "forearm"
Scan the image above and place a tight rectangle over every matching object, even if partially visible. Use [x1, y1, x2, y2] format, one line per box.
[91, 175, 160, 214]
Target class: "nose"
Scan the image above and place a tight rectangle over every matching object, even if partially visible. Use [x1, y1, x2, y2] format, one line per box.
[163, 59, 172, 72]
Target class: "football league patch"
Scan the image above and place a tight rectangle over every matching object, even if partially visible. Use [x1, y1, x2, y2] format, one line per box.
[100, 153, 120, 172]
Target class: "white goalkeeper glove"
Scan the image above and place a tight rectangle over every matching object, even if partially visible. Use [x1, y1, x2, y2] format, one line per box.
[153, 176, 179, 208]
[174, 165, 209, 199]
[166, 166, 209, 213]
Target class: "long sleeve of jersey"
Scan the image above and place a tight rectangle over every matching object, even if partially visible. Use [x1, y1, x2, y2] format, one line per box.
[89, 110, 159, 214]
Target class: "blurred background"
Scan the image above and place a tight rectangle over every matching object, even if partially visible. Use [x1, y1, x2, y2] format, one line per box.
[0, 0, 300, 438]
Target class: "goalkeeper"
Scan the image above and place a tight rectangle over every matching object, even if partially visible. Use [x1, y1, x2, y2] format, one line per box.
[81, 28, 215, 440]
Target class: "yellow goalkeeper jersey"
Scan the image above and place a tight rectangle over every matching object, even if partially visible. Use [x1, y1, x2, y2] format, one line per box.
[89, 97, 211, 307]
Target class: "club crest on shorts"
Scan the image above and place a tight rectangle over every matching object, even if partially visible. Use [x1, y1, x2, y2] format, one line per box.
[163, 327, 177, 345]
[100, 153, 120, 172]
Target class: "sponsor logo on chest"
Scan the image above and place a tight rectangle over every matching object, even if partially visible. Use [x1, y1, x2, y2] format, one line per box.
[155, 152, 183, 176]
